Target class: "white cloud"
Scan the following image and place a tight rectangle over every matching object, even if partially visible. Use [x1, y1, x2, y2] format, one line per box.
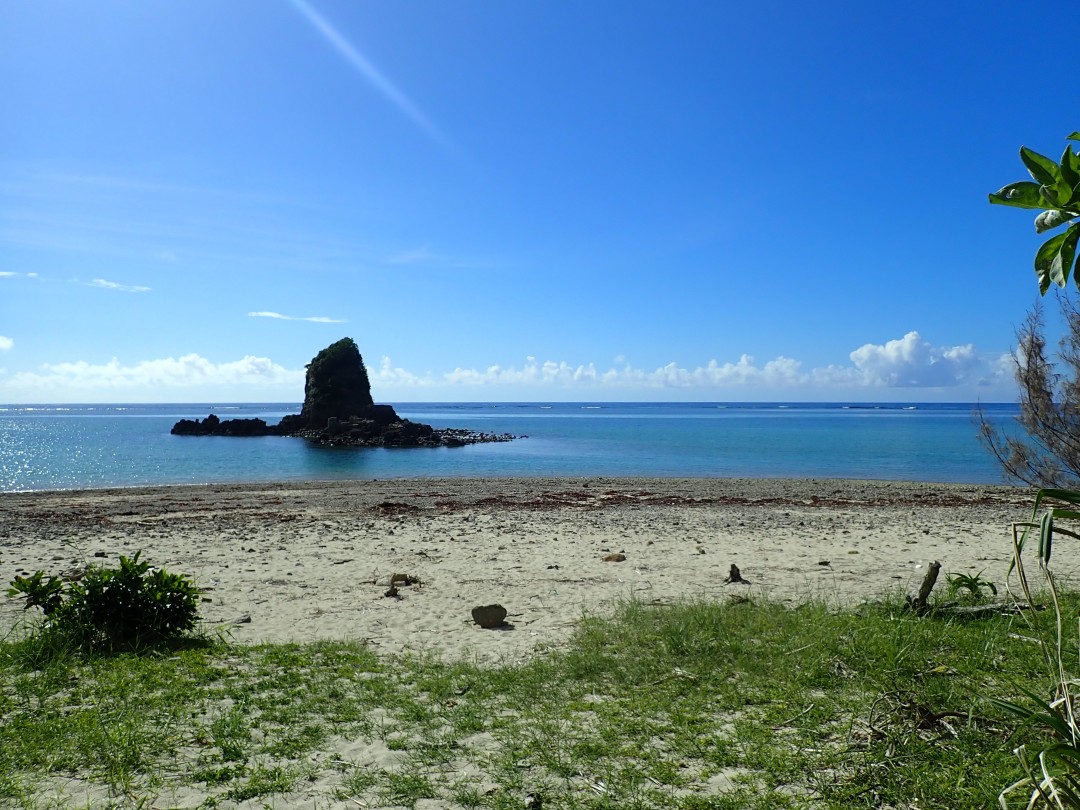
[372, 333, 1009, 394]
[847, 331, 981, 387]
[0, 333, 1014, 403]
[0, 336, 12, 351]
[374, 356, 427, 386]
[0, 272, 15, 278]
[422, 355, 808, 390]
[89, 278, 151, 293]
[248, 311, 347, 323]
[10, 354, 304, 393]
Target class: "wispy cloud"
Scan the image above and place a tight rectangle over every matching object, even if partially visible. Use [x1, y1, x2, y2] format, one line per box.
[248, 311, 347, 323]
[286, 0, 454, 153]
[0, 271, 39, 279]
[386, 247, 434, 265]
[0, 336, 13, 352]
[88, 278, 151, 293]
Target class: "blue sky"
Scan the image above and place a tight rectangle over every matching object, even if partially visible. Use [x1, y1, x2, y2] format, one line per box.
[0, 0, 1074, 403]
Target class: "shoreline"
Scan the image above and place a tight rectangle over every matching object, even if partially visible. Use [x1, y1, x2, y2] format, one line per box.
[0, 471, 1023, 497]
[0, 477, 1050, 663]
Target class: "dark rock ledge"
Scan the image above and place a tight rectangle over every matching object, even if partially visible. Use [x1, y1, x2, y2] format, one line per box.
[170, 338, 518, 449]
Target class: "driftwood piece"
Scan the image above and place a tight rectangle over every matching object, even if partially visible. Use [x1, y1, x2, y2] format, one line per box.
[724, 564, 749, 584]
[907, 560, 941, 614]
[933, 602, 1045, 618]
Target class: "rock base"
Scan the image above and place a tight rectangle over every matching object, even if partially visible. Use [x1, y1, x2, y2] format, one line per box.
[171, 407, 517, 448]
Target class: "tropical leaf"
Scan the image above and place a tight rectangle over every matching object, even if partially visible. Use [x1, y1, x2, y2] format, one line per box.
[1061, 146, 1080, 191]
[1041, 512, 1055, 563]
[1012, 489, 1080, 570]
[1033, 226, 1080, 292]
[991, 688, 1076, 740]
[991, 181, 1047, 209]
[1032, 490, 1080, 510]
[1024, 146, 1075, 210]
[1037, 210, 1079, 234]
[1023, 147, 1064, 187]
[1036, 230, 1073, 292]
[1056, 225, 1080, 291]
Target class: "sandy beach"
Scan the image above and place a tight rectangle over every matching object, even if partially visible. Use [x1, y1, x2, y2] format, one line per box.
[0, 477, 1051, 663]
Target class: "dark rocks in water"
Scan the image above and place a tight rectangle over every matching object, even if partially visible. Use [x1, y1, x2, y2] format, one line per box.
[290, 415, 516, 448]
[171, 414, 276, 437]
[171, 411, 515, 447]
[169, 338, 519, 449]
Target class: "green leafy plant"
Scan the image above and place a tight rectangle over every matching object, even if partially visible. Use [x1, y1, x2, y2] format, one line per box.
[946, 570, 998, 602]
[7, 551, 201, 652]
[995, 490, 1080, 808]
[990, 132, 1080, 293]
[989, 133, 1080, 807]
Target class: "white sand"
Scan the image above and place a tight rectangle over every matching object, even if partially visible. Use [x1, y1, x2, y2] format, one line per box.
[0, 477, 1054, 663]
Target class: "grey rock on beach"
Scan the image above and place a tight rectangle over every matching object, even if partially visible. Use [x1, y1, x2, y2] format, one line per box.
[472, 604, 509, 629]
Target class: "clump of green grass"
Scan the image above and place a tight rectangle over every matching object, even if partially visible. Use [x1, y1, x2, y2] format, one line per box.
[0, 592, 1071, 808]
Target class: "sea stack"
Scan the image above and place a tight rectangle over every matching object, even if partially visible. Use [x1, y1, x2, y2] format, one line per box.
[171, 338, 516, 448]
[299, 337, 376, 425]
[276, 337, 400, 434]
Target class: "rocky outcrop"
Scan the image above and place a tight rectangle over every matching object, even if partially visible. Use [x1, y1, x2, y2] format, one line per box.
[170, 414, 275, 437]
[298, 338, 375, 427]
[170, 338, 517, 449]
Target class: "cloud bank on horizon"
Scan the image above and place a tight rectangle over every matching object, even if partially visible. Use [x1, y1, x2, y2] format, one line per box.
[0, 331, 1013, 403]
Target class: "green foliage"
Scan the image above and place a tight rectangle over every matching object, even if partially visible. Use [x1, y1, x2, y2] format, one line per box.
[7, 551, 201, 653]
[976, 299, 1080, 489]
[946, 570, 998, 601]
[988, 132, 1080, 806]
[0, 600, 1063, 807]
[997, 490, 1080, 808]
[990, 132, 1080, 293]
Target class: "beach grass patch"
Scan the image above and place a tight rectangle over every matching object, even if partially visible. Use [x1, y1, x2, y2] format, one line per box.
[1, 592, 1075, 807]
[222, 762, 300, 801]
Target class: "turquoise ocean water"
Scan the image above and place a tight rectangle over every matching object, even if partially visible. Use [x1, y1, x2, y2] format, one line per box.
[0, 402, 1019, 492]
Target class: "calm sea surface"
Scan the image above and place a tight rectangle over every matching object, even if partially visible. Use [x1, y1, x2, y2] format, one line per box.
[0, 402, 1019, 492]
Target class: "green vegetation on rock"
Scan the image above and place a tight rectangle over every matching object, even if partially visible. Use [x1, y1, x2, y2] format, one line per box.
[299, 337, 374, 427]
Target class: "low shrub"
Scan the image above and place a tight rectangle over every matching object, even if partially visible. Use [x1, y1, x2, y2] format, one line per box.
[7, 551, 201, 652]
